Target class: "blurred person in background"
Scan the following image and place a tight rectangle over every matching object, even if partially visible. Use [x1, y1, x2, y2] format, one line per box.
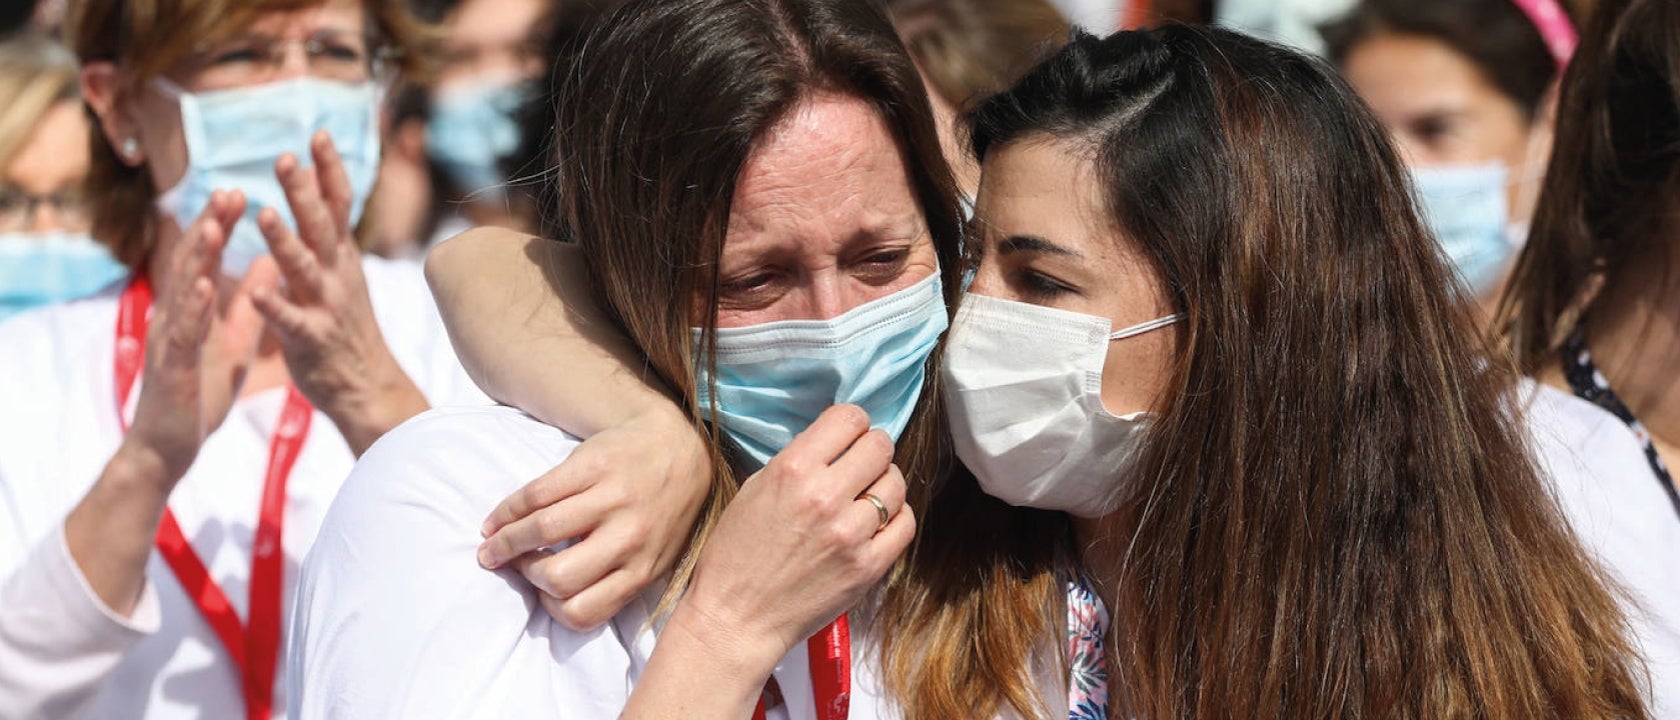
[357, 0, 551, 259]
[1495, 2, 1680, 708]
[424, 0, 549, 239]
[358, 82, 437, 258]
[0, 0, 691, 715]
[500, 0, 629, 240]
[0, 2, 460, 718]
[886, 0, 1069, 201]
[1323, 0, 1585, 318]
[0, 33, 126, 321]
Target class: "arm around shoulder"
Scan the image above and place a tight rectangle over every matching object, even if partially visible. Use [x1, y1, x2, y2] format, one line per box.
[424, 228, 679, 437]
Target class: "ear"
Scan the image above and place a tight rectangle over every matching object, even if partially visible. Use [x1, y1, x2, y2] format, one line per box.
[79, 61, 144, 167]
[391, 116, 430, 163]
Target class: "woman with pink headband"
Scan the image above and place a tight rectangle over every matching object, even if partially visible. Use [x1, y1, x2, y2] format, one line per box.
[1323, 0, 1581, 321]
[1330, 1, 1680, 713]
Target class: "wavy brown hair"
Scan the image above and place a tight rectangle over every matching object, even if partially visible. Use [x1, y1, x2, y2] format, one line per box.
[1495, 0, 1680, 373]
[970, 27, 1648, 718]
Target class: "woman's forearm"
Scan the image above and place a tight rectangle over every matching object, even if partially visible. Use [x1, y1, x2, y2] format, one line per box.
[425, 229, 678, 437]
[62, 441, 177, 617]
[621, 598, 783, 720]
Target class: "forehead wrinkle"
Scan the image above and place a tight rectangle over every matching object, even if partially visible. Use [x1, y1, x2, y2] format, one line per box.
[726, 92, 923, 261]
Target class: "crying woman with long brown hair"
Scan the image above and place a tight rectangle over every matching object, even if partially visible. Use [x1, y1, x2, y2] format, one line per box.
[418, 15, 1654, 720]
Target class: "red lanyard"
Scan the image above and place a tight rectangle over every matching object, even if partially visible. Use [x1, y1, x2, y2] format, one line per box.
[754, 615, 851, 720]
[115, 276, 313, 720]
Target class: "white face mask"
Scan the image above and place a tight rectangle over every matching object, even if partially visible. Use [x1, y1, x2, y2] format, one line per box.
[941, 293, 1182, 517]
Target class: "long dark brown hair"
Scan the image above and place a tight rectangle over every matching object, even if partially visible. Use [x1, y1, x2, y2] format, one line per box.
[970, 26, 1648, 718]
[1495, 0, 1680, 373]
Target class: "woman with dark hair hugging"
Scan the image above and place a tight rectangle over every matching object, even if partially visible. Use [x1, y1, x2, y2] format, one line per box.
[305, 4, 1657, 719]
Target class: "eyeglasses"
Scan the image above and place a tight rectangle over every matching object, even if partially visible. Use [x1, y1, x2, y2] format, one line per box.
[0, 187, 90, 233]
[180, 30, 397, 89]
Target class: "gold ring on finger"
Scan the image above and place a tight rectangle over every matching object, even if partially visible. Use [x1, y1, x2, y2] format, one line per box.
[859, 492, 889, 534]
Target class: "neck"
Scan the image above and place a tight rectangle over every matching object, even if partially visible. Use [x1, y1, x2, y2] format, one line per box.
[144, 216, 291, 399]
[1583, 239, 1680, 443]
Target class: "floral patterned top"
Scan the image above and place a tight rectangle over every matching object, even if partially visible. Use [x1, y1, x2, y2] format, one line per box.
[1066, 573, 1109, 720]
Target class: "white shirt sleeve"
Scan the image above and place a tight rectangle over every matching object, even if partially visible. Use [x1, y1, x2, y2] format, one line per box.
[0, 300, 163, 718]
[0, 523, 161, 718]
[287, 405, 654, 720]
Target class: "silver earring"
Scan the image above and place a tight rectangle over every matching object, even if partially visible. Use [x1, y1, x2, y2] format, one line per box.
[120, 138, 139, 161]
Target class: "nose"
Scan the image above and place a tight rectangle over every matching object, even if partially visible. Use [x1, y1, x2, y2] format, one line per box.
[964, 254, 1002, 297]
[275, 42, 312, 80]
[27, 204, 62, 233]
[805, 273, 849, 321]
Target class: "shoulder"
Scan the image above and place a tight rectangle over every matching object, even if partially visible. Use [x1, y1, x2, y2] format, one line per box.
[335, 404, 579, 521]
[1518, 379, 1657, 492]
[291, 407, 589, 715]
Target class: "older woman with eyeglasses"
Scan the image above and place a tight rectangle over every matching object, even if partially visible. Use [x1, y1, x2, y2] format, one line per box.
[0, 1, 594, 717]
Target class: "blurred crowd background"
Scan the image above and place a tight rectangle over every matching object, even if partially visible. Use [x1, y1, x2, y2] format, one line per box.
[0, 0, 1557, 321]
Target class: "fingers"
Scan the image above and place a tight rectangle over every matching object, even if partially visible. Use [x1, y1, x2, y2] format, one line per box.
[776, 401, 873, 469]
[478, 493, 604, 569]
[249, 276, 311, 342]
[481, 462, 595, 539]
[541, 569, 647, 632]
[257, 207, 325, 299]
[828, 428, 895, 499]
[766, 404, 893, 500]
[275, 152, 339, 259]
[854, 463, 907, 529]
[170, 195, 224, 284]
[161, 192, 233, 338]
[211, 254, 273, 389]
[863, 501, 916, 569]
[311, 131, 355, 237]
[509, 528, 630, 625]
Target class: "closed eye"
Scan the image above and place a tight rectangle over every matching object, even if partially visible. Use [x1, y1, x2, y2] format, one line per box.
[1015, 267, 1075, 299]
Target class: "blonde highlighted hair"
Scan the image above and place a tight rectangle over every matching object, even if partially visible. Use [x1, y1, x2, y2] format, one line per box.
[0, 33, 79, 177]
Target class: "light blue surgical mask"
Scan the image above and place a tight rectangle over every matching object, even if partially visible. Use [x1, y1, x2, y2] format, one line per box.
[155, 77, 383, 276]
[426, 80, 527, 200]
[0, 232, 128, 322]
[695, 271, 948, 470]
[1412, 163, 1519, 296]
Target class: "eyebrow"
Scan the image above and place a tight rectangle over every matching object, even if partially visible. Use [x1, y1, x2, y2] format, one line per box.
[996, 234, 1083, 258]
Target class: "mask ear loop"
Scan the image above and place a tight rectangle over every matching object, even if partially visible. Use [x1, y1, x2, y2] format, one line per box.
[1108, 313, 1184, 341]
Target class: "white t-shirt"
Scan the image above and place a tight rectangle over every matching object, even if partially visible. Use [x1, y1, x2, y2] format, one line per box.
[1522, 381, 1680, 713]
[287, 404, 910, 720]
[0, 256, 486, 720]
